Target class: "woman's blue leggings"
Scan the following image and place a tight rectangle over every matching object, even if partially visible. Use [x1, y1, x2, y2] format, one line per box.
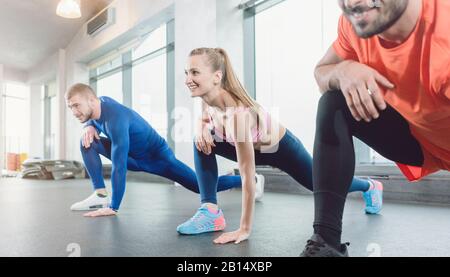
[81, 137, 242, 209]
[194, 129, 370, 204]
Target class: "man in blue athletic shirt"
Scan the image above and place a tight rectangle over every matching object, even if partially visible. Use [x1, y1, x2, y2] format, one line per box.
[65, 83, 246, 217]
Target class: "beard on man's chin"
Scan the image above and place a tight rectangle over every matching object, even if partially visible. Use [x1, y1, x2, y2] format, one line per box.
[79, 111, 93, 123]
[355, 23, 379, 38]
[347, 0, 409, 39]
[353, 16, 401, 38]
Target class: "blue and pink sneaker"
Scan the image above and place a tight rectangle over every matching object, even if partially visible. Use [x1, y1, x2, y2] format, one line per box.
[177, 204, 226, 235]
[363, 179, 383, 214]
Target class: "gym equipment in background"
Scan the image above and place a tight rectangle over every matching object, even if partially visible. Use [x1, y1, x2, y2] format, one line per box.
[20, 160, 86, 180]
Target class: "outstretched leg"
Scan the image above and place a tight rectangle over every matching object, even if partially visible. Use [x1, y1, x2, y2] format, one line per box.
[139, 144, 242, 199]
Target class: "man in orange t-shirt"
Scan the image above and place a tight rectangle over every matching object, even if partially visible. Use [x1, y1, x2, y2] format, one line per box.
[300, 0, 450, 257]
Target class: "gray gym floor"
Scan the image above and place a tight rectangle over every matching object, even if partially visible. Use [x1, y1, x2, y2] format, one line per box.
[0, 178, 449, 257]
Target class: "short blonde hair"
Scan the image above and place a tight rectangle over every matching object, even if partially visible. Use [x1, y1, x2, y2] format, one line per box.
[65, 83, 97, 100]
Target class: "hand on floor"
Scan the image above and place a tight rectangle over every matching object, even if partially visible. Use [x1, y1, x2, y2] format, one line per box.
[83, 208, 117, 217]
[213, 229, 250, 244]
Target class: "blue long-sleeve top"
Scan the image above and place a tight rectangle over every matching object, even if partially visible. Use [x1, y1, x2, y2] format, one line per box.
[86, 96, 165, 210]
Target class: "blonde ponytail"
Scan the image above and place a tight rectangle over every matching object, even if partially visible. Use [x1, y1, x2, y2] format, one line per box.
[214, 48, 258, 110]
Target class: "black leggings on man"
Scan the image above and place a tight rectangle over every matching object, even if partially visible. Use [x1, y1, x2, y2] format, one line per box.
[313, 90, 425, 250]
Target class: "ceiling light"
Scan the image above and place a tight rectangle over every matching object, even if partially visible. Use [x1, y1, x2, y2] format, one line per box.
[56, 0, 82, 19]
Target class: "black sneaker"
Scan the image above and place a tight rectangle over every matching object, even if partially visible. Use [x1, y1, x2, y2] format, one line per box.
[299, 234, 350, 257]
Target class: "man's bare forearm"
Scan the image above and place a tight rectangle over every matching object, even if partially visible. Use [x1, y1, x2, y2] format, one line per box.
[315, 61, 352, 94]
[314, 64, 340, 94]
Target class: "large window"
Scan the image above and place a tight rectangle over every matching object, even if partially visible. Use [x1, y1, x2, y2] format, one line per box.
[2, 83, 30, 169]
[133, 24, 167, 60]
[245, 0, 392, 165]
[132, 24, 168, 140]
[96, 70, 123, 104]
[254, 0, 323, 154]
[89, 22, 175, 149]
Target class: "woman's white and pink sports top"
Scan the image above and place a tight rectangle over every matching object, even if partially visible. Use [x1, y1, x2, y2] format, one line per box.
[207, 106, 271, 146]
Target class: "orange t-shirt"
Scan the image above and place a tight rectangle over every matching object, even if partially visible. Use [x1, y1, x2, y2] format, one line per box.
[333, 0, 450, 181]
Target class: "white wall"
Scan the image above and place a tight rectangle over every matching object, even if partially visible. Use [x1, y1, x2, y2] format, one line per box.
[3, 67, 28, 84]
[28, 51, 58, 161]
[27, 50, 65, 160]
[29, 84, 43, 159]
[0, 65, 4, 172]
[215, 0, 245, 173]
[56, 49, 67, 159]
[322, 1, 344, 49]
[217, 0, 244, 79]
[28, 52, 58, 85]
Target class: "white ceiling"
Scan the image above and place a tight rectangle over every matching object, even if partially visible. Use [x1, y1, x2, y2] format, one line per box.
[0, 0, 113, 72]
